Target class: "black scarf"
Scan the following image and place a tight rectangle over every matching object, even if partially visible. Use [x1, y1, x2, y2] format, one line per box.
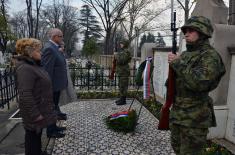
[186, 36, 210, 52]
[16, 56, 41, 66]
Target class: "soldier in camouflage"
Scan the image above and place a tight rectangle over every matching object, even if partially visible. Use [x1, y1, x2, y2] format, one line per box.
[115, 39, 132, 105]
[168, 16, 226, 155]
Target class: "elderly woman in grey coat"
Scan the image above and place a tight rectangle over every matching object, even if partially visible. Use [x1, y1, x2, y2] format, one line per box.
[15, 38, 57, 155]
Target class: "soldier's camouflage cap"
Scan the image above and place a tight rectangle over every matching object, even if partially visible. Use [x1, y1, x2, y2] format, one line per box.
[181, 16, 213, 38]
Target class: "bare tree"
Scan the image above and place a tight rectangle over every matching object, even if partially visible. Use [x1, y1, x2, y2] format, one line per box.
[10, 12, 28, 39]
[176, 0, 196, 23]
[61, 3, 81, 56]
[41, 1, 80, 56]
[82, 0, 129, 55]
[25, 0, 33, 37]
[120, 0, 169, 42]
[41, 0, 64, 28]
[229, 0, 235, 24]
[34, 0, 43, 38]
[25, 0, 43, 38]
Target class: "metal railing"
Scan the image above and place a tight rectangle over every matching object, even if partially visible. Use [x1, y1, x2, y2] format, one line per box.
[0, 68, 18, 109]
[69, 66, 137, 91]
[0, 65, 138, 109]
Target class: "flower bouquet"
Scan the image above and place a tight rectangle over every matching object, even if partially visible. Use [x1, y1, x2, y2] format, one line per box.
[105, 109, 137, 132]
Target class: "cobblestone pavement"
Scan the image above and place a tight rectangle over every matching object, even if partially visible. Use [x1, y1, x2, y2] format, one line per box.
[52, 99, 175, 155]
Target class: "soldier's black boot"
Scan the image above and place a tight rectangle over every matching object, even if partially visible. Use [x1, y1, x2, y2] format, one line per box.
[116, 96, 126, 105]
[115, 98, 122, 104]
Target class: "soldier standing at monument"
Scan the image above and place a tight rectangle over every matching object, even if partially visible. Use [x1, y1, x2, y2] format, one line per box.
[168, 16, 226, 154]
[115, 39, 132, 105]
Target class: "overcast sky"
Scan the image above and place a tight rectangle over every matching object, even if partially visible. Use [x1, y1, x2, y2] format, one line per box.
[8, 0, 83, 14]
[8, 0, 229, 14]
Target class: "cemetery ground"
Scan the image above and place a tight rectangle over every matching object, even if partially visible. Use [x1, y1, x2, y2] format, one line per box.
[0, 93, 234, 155]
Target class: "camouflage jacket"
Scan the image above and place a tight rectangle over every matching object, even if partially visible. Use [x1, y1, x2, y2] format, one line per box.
[169, 40, 226, 128]
[116, 48, 132, 76]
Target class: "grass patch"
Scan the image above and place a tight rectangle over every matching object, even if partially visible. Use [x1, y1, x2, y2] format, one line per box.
[77, 91, 118, 99]
[202, 141, 233, 155]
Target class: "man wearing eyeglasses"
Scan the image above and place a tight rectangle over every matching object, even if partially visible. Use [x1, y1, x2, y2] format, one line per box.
[167, 16, 226, 155]
[42, 28, 68, 138]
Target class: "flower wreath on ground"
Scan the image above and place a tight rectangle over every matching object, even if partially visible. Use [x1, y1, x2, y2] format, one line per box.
[105, 109, 137, 132]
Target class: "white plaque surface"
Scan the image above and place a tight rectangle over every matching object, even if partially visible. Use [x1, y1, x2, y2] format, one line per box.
[153, 52, 169, 101]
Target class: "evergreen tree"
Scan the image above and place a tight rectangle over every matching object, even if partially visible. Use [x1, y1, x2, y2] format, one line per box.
[82, 37, 100, 58]
[0, 1, 15, 53]
[139, 34, 147, 50]
[146, 32, 155, 43]
[139, 32, 156, 50]
[156, 32, 166, 47]
[79, 5, 102, 42]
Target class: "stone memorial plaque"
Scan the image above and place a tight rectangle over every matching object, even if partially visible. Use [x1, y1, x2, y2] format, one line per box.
[153, 52, 168, 101]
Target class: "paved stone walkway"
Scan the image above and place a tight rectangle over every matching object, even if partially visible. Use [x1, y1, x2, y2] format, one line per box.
[52, 99, 175, 155]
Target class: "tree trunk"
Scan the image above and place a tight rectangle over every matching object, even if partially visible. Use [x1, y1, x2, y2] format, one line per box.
[26, 0, 34, 37]
[104, 31, 112, 55]
[229, 0, 235, 25]
[34, 0, 42, 38]
[184, 0, 189, 23]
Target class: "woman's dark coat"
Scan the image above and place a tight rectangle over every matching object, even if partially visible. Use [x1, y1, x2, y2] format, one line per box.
[15, 56, 57, 131]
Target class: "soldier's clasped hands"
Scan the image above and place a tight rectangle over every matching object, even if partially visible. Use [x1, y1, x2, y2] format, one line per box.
[168, 52, 180, 63]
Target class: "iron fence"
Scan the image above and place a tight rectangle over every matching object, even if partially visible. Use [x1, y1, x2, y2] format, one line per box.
[0, 65, 138, 109]
[69, 66, 137, 91]
[0, 68, 18, 109]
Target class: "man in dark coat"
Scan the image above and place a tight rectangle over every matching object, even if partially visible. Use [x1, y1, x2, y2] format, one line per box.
[42, 28, 68, 138]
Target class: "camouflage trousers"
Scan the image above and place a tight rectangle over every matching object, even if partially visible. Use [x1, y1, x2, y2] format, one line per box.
[170, 123, 208, 155]
[118, 75, 129, 97]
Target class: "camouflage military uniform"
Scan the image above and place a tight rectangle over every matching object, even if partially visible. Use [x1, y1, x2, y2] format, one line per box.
[169, 16, 226, 155]
[115, 45, 131, 105]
